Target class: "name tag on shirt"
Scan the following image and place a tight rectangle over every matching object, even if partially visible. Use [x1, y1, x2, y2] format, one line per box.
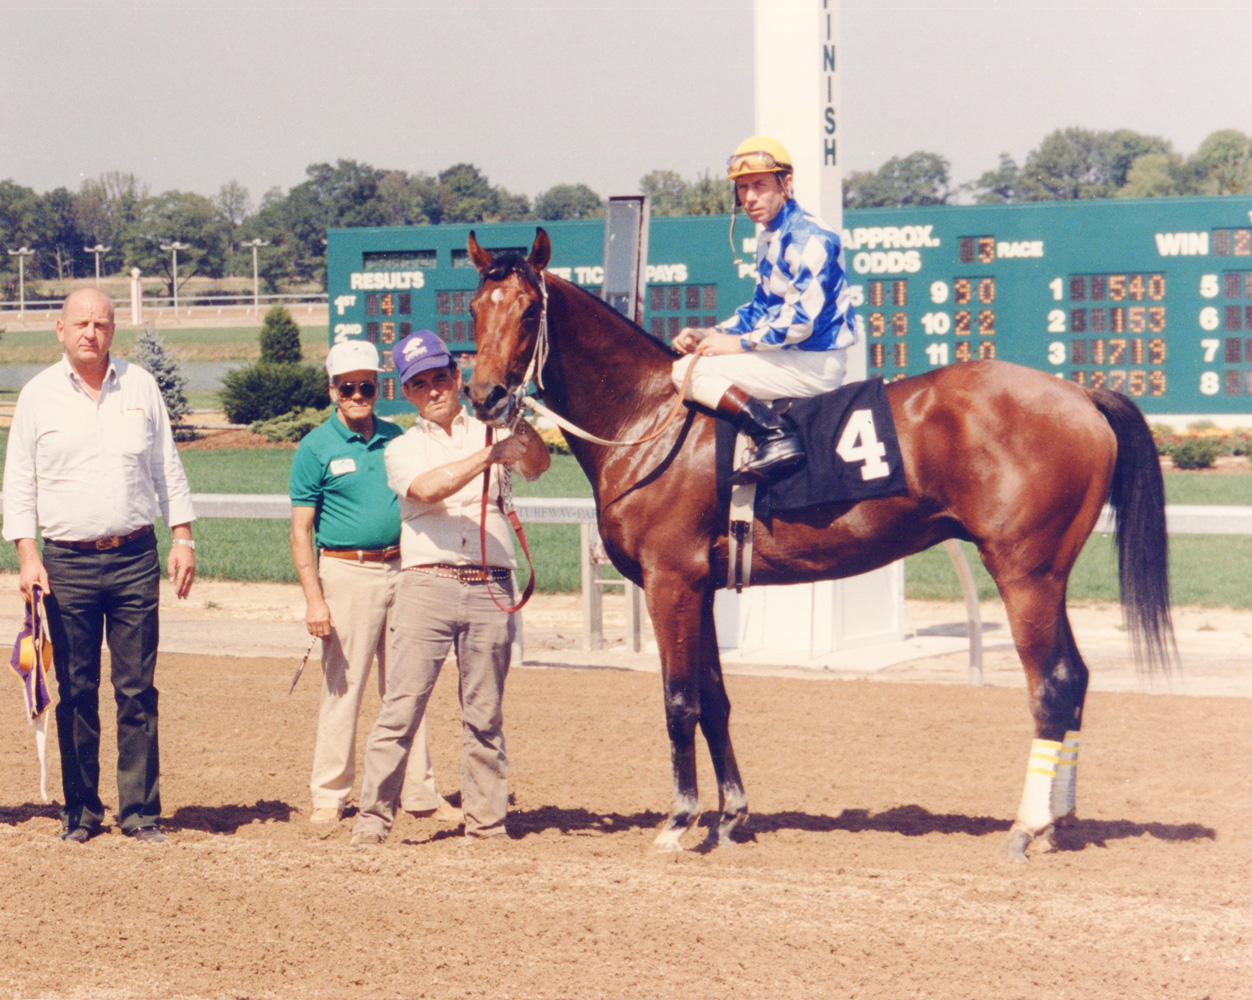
[329, 458, 357, 476]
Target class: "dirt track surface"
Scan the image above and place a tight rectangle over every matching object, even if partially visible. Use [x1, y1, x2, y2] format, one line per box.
[1, 580, 1249, 999]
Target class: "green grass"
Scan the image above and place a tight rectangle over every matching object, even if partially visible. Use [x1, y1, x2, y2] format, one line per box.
[1163, 471, 1252, 504]
[179, 448, 295, 494]
[905, 534, 1252, 608]
[2, 440, 1251, 604]
[0, 325, 328, 365]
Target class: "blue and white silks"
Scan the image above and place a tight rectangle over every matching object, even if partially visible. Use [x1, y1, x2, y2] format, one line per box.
[723, 199, 859, 353]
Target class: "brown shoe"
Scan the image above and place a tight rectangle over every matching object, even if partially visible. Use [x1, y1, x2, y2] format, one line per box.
[349, 828, 384, 849]
[310, 807, 343, 825]
[408, 798, 462, 824]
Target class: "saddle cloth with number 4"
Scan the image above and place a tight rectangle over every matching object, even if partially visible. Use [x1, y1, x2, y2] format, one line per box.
[716, 376, 908, 519]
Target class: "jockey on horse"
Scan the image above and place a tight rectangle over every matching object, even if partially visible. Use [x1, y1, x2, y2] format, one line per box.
[671, 135, 861, 484]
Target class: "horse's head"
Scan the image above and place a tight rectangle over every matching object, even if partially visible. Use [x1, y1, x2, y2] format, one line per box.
[464, 228, 552, 425]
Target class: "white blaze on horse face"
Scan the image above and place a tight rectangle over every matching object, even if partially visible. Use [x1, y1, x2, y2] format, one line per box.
[491, 288, 505, 303]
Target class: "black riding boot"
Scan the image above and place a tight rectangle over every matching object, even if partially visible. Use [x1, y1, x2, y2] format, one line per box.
[715, 386, 806, 484]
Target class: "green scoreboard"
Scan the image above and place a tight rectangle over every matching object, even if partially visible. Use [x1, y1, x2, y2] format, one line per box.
[327, 196, 1252, 417]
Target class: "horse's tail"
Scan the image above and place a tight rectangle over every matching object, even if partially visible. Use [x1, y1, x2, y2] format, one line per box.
[1088, 387, 1178, 675]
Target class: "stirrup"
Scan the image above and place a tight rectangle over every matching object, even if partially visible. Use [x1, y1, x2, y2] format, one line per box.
[730, 442, 805, 485]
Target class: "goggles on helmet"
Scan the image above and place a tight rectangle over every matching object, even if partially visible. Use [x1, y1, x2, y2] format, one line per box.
[726, 150, 792, 178]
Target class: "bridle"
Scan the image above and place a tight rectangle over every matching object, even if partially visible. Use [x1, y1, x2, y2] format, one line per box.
[495, 269, 694, 449]
[473, 266, 695, 613]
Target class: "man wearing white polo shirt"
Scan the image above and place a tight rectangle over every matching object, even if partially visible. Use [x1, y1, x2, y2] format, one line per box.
[350, 330, 548, 846]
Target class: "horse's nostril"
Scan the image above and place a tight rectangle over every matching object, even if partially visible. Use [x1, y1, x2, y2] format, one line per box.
[483, 385, 508, 412]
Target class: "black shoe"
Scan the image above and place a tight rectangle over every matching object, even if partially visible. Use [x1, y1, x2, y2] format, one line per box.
[717, 389, 806, 485]
[730, 432, 806, 484]
[127, 826, 167, 844]
[60, 826, 97, 844]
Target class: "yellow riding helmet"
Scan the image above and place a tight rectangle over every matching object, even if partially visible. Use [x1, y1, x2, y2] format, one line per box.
[726, 136, 793, 180]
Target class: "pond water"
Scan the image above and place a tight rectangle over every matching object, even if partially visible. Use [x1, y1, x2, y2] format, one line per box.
[0, 361, 239, 392]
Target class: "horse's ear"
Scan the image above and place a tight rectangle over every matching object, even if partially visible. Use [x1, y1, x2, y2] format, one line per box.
[467, 230, 494, 273]
[528, 228, 552, 272]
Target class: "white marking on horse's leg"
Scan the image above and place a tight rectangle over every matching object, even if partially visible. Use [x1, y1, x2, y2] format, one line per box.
[653, 791, 700, 852]
[1036, 729, 1081, 853]
[704, 785, 749, 848]
[1006, 738, 1063, 861]
[1051, 730, 1080, 820]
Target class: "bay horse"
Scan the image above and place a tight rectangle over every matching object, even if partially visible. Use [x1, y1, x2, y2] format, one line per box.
[464, 228, 1175, 861]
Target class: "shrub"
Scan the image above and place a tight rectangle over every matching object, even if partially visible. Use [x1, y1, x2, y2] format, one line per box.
[218, 361, 328, 424]
[257, 304, 303, 363]
[249, 406, 331, 443]
[1221, 428, 1252, 456]
[538, 425, 570, 455]
[132, 325, 190, 426]
[1168, 436, 1220, 470]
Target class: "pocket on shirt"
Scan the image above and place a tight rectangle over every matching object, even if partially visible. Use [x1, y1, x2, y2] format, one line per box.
[120, 411, 154, 456]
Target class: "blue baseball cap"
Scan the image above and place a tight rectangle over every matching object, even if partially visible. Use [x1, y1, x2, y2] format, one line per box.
[392, 330, 452, 384]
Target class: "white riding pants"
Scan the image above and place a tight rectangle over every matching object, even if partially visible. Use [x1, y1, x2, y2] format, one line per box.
[672, 347, 849, 409]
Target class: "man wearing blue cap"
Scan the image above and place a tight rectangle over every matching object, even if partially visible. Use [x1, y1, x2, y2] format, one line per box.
[351, 330, 548, 846]
[289, 339, 452, 828]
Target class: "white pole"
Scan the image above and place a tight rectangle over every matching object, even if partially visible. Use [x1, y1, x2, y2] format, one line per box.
[85, 244, 111, 287]
[160, 241, 191, 315]
[7, 247, 34, 319]
[240, 239, 271, 313]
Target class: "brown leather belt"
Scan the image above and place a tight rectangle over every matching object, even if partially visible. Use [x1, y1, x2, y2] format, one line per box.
[320, 546, 400, 564]
[407, 564, 512, 585]
[45, 524, 154, 552]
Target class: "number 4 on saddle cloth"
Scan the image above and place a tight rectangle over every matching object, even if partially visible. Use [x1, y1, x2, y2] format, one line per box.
[715, 377, 909, 522]
[8, 585, 54, 802]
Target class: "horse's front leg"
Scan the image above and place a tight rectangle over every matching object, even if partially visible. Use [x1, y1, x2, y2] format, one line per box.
[696, 587, 748, 848]
[646, 573, 707, 852]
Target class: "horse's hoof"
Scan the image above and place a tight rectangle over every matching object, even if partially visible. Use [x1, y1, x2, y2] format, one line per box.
[1005, 825, 1034, 864]
[703, 809, 748, 849]
[653, 831, 686, 853]
[653, 818, 695, 853]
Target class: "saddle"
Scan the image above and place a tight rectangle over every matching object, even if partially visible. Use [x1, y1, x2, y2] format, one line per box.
[715, 377, 908, 590]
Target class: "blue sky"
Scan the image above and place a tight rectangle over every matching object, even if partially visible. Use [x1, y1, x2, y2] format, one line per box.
[2, 0, 1250, 203]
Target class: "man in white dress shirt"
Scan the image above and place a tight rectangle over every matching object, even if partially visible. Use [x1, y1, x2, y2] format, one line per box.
[2, 288, 196, 845]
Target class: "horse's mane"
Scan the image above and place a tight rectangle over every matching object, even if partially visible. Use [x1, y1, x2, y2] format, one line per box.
[480, 253, 682, 365]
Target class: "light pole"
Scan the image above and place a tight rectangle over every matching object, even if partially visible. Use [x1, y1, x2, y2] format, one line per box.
[158, 241, 191, 314]
[239, 238, 271, 313]
[7, 246, 35, 319]
[84, 243, 111, 287]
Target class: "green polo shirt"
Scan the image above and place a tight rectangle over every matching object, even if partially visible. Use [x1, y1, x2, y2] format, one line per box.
[289, 413, 403, 550]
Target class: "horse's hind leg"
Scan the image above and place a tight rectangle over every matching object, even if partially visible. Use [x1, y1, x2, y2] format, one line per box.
[696, 591, 748, 848]
[997, 576, 1090, 863]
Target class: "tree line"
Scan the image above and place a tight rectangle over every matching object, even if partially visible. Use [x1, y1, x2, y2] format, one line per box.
[845, 127, 1252, 209]
[2, 126, 1248, 297]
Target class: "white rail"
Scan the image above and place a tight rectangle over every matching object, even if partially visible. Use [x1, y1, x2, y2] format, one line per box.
[4, 493, 1248, 666]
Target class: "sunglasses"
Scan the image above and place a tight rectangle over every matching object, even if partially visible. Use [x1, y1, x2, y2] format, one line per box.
[334, 380, 378, 400]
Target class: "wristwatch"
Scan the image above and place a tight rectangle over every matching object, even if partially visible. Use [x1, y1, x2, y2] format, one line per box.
[172, 539, 196, 550]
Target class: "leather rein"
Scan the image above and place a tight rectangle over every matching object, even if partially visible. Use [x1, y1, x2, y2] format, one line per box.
[477, 269, 694, 613]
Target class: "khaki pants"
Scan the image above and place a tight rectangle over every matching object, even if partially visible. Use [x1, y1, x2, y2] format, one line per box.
[356, 572, 514, 839]
[311, 556, 440, 812]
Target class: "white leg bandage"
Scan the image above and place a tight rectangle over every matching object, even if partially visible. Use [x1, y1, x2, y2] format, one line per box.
[1050, 730, 1080, 820]
[1015, 738, 1063, 833]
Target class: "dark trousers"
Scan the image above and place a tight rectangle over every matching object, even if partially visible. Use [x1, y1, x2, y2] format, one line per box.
[43, 534, 161, 833]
